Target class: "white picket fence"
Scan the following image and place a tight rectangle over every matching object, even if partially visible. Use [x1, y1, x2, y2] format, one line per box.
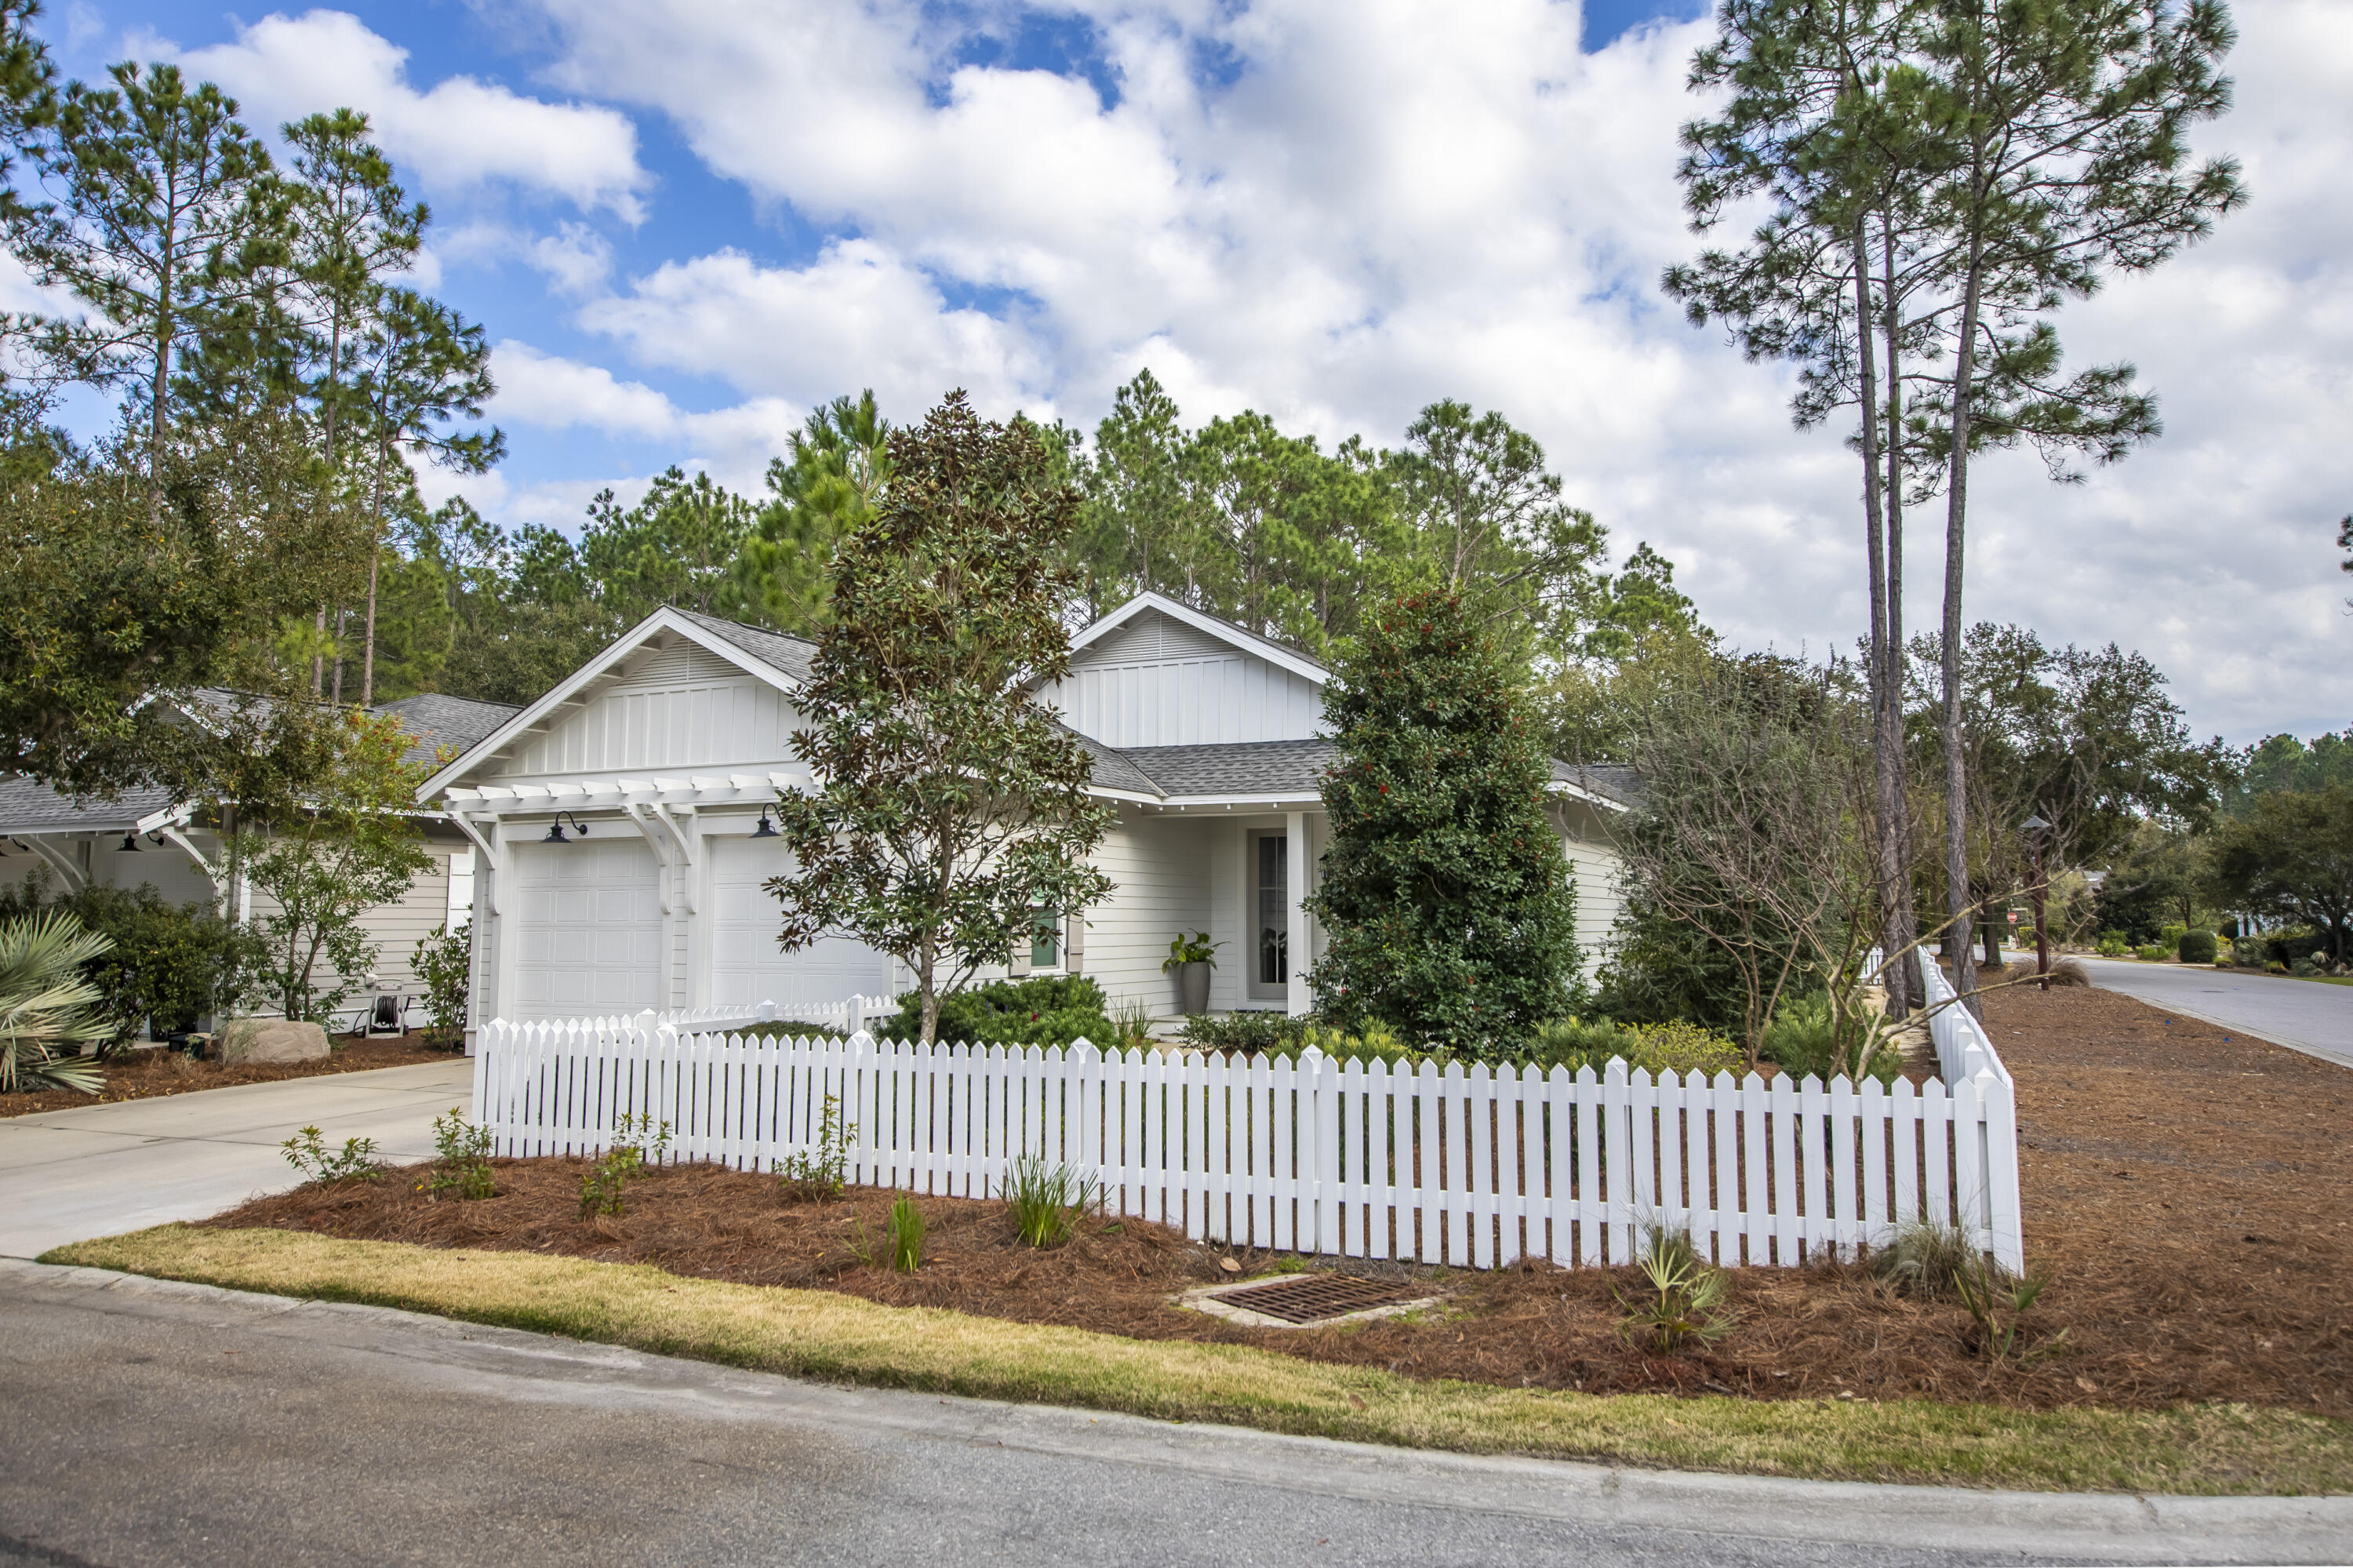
[632, 996, 896, 1039]
[472, 952, 2021, 1271]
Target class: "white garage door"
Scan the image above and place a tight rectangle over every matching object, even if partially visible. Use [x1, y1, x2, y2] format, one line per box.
[511, 837, 664, 1021]
[709, 836, 894, 1010]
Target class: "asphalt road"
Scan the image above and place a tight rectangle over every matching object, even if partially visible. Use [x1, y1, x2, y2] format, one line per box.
[2076, 958, 2353, 1071]
[0, 1058, 474, 1258]
[5, 1262, 2347, 1568]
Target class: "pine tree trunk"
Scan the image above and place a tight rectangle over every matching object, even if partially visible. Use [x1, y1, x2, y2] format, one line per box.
[1942, 242, 1986, 1017]
[1851, 221, 1904, 1010]
[1880, 224, 1916, 1017]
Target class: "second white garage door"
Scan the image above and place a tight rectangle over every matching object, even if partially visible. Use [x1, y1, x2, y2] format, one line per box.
[708, 836, 894, 1010]
[510, 837, 664, 1021]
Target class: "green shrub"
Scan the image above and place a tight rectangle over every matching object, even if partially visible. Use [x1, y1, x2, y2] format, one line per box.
[1758, 992, 1900, 1086]
[2177, 929, 2218, 965]
[2158, 922, 2188, 951]
[1522, 1016, 1745, 1080]
[411, 921, 471, 1048]
[2095, 930, 2129, 957]
[1176, 1010, 1308, 1056]
[0, 875, 264, 1047]
[882, 975, 1115, 1050]
[2133, 944, 2168, 962]
[420, 1106, 495, 1200]
[776, 1094, 853, 1202]
[281, 1125, 382, 1184]
[578, 1114, 671, 1219]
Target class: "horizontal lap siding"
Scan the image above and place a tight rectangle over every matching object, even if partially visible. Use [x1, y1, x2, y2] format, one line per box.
[1084, 813, 1213, 1014]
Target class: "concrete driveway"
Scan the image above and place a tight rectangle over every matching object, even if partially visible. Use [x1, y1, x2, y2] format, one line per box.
[0, 1058, 473, 1258]
[5, 1261, 2345, 1568]
[2077, 958, 2353, 1071]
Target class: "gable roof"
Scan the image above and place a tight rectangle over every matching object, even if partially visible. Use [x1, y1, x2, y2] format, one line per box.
[417, 606, 816, 799]
[376, 693, 522, 767]
[1068, 591, 1329, 686]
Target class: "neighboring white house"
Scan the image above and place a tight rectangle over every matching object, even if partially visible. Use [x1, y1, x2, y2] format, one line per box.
[0, 690, 518, 1025]
[417, 592, 1632, 1042]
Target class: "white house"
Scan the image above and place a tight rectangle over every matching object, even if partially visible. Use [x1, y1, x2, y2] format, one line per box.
[418, 592, 1632, 1042]
[0, 691, 517, 1026]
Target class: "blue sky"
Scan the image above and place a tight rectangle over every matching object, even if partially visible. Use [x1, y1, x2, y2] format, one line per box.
[18, 1, 2351, 744]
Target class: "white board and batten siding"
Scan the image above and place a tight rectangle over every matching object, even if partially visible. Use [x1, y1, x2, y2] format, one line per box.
[489, 642, 803, 784]
[1046, 609, 1321, 748]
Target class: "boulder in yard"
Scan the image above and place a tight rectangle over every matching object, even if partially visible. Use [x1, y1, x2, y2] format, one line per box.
[219, 1019, 330, 1064]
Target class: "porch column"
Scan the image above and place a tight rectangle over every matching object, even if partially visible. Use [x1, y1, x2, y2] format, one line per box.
[1286, 809, 1309, 1017]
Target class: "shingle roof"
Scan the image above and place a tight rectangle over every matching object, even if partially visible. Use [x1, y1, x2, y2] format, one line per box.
[1120, 740, 1334, 798]
[673, 609, 817, 684]
[1555, 762, 1644, 807]
[1071, 733, 1166, 796]
[0, 775, 176, 834]
[376, 693, 521, 767]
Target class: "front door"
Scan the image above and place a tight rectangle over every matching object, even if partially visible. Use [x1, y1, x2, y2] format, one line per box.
[1249, 831, 1288, 1001]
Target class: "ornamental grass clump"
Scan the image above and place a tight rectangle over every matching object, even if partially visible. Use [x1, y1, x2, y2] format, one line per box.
[1003, 1154, 1101, 1247]
[886, 1194, 926, 1272]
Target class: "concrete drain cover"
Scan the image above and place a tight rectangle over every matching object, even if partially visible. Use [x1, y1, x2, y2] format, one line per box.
[1193, 1271, 1434, 1327]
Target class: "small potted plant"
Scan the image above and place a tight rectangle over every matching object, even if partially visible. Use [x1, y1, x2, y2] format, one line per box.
[1163, 931, 1220, 1016]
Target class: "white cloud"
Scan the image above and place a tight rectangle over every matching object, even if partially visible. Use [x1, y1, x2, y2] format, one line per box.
[486, 340, 802, 493]
[491, 0, 2349, 740]
[155, 9, 652, 220]
[577, 240, 1049, 417]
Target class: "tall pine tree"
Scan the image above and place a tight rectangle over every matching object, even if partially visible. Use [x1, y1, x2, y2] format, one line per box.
[1308, 591, 1582, 1053]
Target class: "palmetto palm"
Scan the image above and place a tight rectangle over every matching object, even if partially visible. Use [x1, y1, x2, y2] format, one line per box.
[0, 912, 114, 1094]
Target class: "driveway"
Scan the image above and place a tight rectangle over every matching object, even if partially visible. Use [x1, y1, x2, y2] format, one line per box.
[2076, 958, 2353, 1071]
[4, 1261, 2344, 1568]
[0, 1058, 473, 1258]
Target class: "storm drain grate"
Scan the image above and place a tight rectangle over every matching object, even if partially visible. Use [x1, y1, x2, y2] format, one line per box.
[1209, 1272, 1420, 1325]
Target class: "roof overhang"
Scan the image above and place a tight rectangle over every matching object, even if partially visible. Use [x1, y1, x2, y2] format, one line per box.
[417, 607, 804, 803]
[1070, 591, 1329, 686]
[1545, 778, 1627, 813]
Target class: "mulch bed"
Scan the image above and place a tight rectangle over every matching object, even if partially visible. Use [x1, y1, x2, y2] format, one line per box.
[205, 985, 2352, 1418]
[0, 1035, 458, 1119]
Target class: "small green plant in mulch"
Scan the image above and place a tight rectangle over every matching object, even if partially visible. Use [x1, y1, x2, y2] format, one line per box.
[280, 1126, 384, 1184]
[886, 1194, 926, 1272]
[577, 1113, 671, 1220]
[419, 1107, 496, 1201]
[1872, 1217, 1978, 1300]
[1616, 1226, 1736, 1354]
[1003, 1154, 1101, 1248]
[1955, 1252, 2064, 1363]
[775, 1094, 853, 1202]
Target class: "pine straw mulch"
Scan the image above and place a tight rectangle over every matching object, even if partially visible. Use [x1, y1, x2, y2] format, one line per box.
[0, 1034, 456, 1119]
[202, 982, 2352, 1419]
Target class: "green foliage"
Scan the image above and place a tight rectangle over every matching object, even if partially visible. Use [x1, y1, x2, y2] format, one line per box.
[2095, 930, 2128, 957]
[420, 1105, 494, 1200]
[727, 391, 891, 635]
[577, 466, 756, 624]
[1953, 1253, 2060, 1364]
[1872, 1218, 1979, 1301]
[237, 709, 435, 1021]
[1292, 1018, 1416, 1068]
[578, 1113, 671, 1219]
[1308, 590, 1582, 1054]
[0, 909, 111, 1093]
[771, 392, 1115, 1045]
[882, 975, 1115, 1050]
[1758, 993, 1900, 1086]
[1529, 1017, 1747, 1080]
[2133, 944, 2167, 962]
[1614, 1227, 1735, 1354]
[1003, 1155, 1101, 1248]
[2205, 784, 2353, 966]
[0, 874, 263, 1044]
[2228, 729, 2353, 816]
[886, 1193, 926, 1272]
[2177, 929, 2217, 965]
[776, 1094, 854, 1203]
[410, 920, 470, 1048]
[1176, 1010, 1308, 1056]
[1162, 931, 1219, 971]
[280, 1124, 381, 1184]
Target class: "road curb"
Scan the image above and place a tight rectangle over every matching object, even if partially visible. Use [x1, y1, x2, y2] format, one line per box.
[7, 1258, 2347, 1564]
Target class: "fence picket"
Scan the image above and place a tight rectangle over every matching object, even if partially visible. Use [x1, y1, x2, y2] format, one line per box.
[469, 946, 2019, 1275]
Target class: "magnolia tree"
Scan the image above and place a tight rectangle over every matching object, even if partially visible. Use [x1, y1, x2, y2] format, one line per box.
[1307, 590, 1581, 1055]
[769, 391, 1114, 1045]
